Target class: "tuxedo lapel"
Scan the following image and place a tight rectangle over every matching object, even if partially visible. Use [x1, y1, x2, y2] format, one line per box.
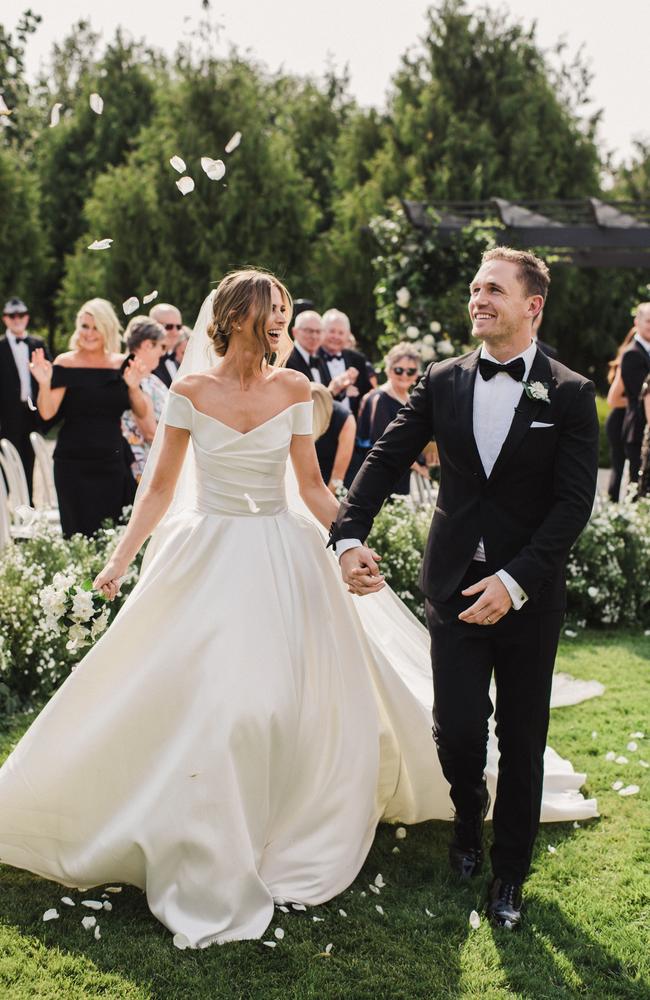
[453, 350, 487, 481]
[488, 348, 553, 484]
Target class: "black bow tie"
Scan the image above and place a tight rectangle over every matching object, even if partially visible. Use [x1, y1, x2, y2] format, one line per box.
[309, 356, 322, 367]
[322, 351, 343, 362]
[478, 357, 526, 382]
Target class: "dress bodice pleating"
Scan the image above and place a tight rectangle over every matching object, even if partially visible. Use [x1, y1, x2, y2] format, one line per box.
[165, 392, 313, 518]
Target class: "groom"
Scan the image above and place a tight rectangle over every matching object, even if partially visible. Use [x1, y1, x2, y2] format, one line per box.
[330, 247, 599, 929]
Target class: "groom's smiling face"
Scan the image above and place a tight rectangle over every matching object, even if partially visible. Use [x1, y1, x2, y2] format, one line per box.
[468, 260, 534, 347]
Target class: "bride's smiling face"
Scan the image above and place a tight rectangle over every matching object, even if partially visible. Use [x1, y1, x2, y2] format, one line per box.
[236, 282, 288, 351]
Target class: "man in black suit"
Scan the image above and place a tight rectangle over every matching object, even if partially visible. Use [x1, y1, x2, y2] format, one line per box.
[0, 297, 50, 501]
[285, 310, 331, 384]
[319, 309, 373, 418]
[149, 302, 183, 387]
[620, 302, 650, 483]
[330, 248, 598, 929]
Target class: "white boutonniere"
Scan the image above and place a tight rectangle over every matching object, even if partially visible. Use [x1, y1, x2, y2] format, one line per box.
[523, 380, 550, 403]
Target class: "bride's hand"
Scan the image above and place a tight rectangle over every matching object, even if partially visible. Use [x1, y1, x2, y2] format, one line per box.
[93, 558, 129, 601]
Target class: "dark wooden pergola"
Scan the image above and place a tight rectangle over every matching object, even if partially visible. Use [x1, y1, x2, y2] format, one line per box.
[402, 198, 650, 268]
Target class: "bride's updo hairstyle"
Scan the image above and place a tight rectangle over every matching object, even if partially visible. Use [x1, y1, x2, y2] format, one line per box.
[207, 268, 293, 370]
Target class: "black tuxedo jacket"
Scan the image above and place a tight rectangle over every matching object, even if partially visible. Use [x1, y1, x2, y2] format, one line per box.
[331, 347, 599, 611]
[285, 346, 330, 384]
[153, 354, 178, 388]
[0, 334, 50, 437]
[620, 340, 650, 445]
[536, 338, 558, 360]
[319, 347, 373, 417]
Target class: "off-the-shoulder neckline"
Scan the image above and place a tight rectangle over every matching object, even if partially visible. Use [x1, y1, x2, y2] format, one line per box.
[169, 392, 312, 437]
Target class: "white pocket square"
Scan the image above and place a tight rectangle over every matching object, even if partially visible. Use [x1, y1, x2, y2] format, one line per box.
[530, 421, 554, 429]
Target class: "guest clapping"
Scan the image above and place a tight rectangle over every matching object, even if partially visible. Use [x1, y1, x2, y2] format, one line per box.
[310, 383, 355, 492]
[620, 302, 650, 484]
[149, 302, 183, 387]
[319, 309, 373, 417]
[121, 317, 169, 482]
[30, 298, 148, 537]
[605, 326, 635, 502]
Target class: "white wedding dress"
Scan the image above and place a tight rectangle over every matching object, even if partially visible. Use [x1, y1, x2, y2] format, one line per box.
[0, 389, 599, 949]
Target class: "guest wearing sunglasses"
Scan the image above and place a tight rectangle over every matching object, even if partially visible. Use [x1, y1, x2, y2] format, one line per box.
[0, 297, 51, 501]
[352, 343, 429, 495]
[149, 303, 184, 387]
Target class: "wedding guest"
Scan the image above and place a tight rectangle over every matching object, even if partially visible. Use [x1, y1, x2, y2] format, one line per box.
[605, 327, 635, 502]
[174, 328, 191, 367]
[286, 311, 330, 383]
[311, 382, 355, 491]
[621, 302, 650, 483]
[150, 303, 183, 387]
[30, 298, 148, 537]
[350, 343, 428, 494]
[638, 376, 650, 499]
[319, 309, 373, 417]
[0, 297, 50, 501]
[121, 317, 169, 482]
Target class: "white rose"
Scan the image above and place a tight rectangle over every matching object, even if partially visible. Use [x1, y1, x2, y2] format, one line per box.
[528, 381, 549, 402]
[406, 325, 420, 340]
[52, 571, 75, 590]
[90, 607, 111, 640]
[70, 588, 96, 623]
[396, 287, 411, 309]
[429, 321, 441, 334]
[436, 339, 455, 357]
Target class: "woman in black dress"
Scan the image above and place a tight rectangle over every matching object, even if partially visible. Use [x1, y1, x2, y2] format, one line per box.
[30, 298, 148, 537]
[354, 342, 429, 496]
[605, 326, 635, 502]
[638, 376, 650, 499]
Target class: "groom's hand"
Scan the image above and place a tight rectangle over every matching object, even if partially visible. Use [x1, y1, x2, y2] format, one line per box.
[458, 575, 512, 625]
[340, 546, 385, 596]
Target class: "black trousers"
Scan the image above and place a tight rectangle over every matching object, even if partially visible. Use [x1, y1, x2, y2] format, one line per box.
[425, 562, 563, 884]
[624, 441, 642, 485]
[605, 407, 626, 502]
[1, 412, 36, 503]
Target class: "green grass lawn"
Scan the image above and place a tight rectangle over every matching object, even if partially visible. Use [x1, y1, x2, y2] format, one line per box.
[0, 631, 648, 1000]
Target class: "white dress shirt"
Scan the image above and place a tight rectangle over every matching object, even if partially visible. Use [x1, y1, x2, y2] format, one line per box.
[295, 342, 322, 383]
[324, 353, 351, 412]
[336, 343, 537, 611]
[6, 331, 32, 402]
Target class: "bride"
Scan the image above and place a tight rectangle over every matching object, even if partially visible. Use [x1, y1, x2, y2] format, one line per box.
[0, 269, 598, 948]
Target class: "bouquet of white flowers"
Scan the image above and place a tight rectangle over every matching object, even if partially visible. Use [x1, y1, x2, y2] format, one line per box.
[39, 572, 111, 654]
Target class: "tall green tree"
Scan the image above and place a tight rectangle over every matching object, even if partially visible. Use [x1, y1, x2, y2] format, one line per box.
[0, 144, 47, 314]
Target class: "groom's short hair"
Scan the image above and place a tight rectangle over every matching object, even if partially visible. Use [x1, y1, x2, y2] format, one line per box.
[481, 247, 550, 300]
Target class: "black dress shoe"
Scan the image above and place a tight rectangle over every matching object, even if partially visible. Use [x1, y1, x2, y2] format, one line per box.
[448, 788, 491, 879]
[487, 878, 523, 929]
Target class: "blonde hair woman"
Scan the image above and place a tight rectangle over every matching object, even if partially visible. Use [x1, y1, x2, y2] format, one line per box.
[310, 382, 355, 491]
[29, 298, 148, 536]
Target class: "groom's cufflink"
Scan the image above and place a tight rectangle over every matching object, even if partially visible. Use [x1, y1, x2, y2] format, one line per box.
[335, 538, 363, 560]
[496, 570, 528, 610]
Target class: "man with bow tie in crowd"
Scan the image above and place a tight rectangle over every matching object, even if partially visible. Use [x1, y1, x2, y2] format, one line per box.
[0, 297, 51, 501]
[319, 309, 374, 417]
[149, 302, 184, 387]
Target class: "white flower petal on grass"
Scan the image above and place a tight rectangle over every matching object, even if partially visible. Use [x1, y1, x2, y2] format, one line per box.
[395, 826, 407, 839]
[375, 905, 385, 916]
[103, 901, 112, 911]
[143, 290, 158, 305]
[225, 131, 242, 153]
[312, 916, 325, 922]
[605, 751, 616, 761]
[339, 909, 347, 917]
[374, 874, 385, 888]
[368, 884, 380, 895]
[94, 924, 101, 940]
[61, 897, 75, 906]
[277, 905, 289, 913]
[469, 910, 481, 929]
[564, 629, 577, 638]
[88, 238, 113, 251]
[43, 908, 59, 921]
[201, 157, 226, 181]
[573, 821, 580, 829]
[176, 176, 195, 196]
[627, 742, 638, 752]
[122, 296, 139, 316]
[173, 932, 190, 949]
[81, 915, 97, 930]
[89, 93, 104, 115]
[50, 103, 63, 127]
[547, 845, 557, 854]
[360, 892, 366, 898]
[274, 928, 284, 940]
[291, 903, 306, 912]
[392, 846, 400, 854]
[615, 756, 629, 765]
[262, 941, 277, 948]
[81, 900, 103, 910]
[169, 156, 186, 173]
[630, 731, 645, 739]
[591, 731, 598, 740]
[425, 908, 433, 917]
[619, 785, 640, 797]
[105, 886, 122, 892]
[639, 760, 649, 768]
[611, 781, 624, 791]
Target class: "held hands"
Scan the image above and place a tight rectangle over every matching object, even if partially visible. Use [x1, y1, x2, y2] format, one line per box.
[93, 558, 129, 601]
[29, 348, 53, 386]
[122, 356, 148, 389]
[340, 545, 385, 597]
[458, 574, 512, 626]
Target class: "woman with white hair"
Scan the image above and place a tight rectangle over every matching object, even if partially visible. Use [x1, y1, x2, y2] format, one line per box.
[30, 298, 148, 537]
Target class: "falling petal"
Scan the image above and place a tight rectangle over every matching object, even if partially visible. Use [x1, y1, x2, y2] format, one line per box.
[173, 932, 190, 949]
[103, 901, 112, 911]
[368, 885, 380, 895]
[50, 103, 63, 127]
[547, 845, 557, 854]
[375, 905, 384, 916]
[627, 742, 638, 752]
[61, 897, 75, 906]
[81, 916, 97, 930]
[615, 756, 629, 765]
[392, 847, 400, 854]
[312, 916, 325, 922]
[81, 900, 103, 910]
[225, 131, 242, 153]
[105, 886, 122, 892]
[169, 155, 186, 173]
[395, 827, 407, 840]
[469, 910, 481, 929]
[325, 943, 333, 954]
[263, 941, 277, 948]
[619, 784, 640, 796]
[88, 239, 113, 251]
[122, 296, 139, 316]
[176, 176, 195, 196]
[143, 290, 158, 305]
[27, 397, 37, 411]
[274, 928, 285, 940]
[339, 909, 347, 917]
[94, 924, 101, 940]
[201, 157, 226, 181]
[89, 92, 104, 115]
[291, 903, 306, 912]
[374, 874, 385, 888]
[611, 781, 624, 790]
[605, 751, 616, 761]
[43, 908, 59, 921]
[244, 493, 261, 513]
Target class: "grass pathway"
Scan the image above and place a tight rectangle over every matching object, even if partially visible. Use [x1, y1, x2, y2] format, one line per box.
[0, 630, 648, 999]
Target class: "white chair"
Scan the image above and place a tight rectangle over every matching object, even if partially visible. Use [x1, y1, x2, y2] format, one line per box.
[410, 470, 436, 507]
[30, 431, 58, 510]
[0, 438, 30, 513]
[0, 474, 12, 550]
